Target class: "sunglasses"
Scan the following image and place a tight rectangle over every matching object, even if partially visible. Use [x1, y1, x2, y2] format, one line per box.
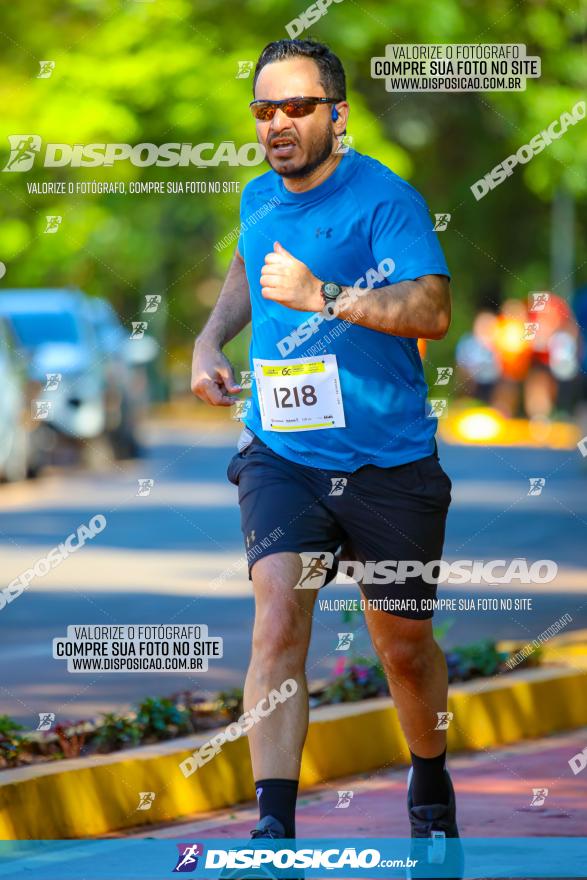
[249, 96, 340, 121]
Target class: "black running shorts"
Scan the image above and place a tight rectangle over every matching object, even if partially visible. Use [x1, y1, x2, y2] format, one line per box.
[226, 433, 452, 620]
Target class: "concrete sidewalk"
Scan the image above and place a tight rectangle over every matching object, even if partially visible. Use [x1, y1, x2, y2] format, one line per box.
[124, 728, 587, 839]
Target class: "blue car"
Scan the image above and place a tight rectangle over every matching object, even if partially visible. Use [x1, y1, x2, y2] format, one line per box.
[0, 289, 151, 467]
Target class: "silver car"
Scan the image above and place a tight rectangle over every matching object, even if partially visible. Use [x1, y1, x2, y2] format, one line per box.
[0, 289, 110, 468]
[0, 317, 28, 481]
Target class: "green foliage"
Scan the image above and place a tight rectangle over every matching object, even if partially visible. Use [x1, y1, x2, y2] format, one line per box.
[322, 637, 544, 706]
[0, 0, 584, 381]
[0, 715, 27, 767]
[135, 697, 191, 740]
[0, 715, 24, 736]
[0, 632, 547, 767]
[340, 605, 362, 624]
[446, 640, 509, 679]
[93, 712, 142, 752]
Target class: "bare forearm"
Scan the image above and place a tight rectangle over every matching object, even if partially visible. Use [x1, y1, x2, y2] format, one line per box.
[330, 275, 451, 340]
[197, 250, 251, 349]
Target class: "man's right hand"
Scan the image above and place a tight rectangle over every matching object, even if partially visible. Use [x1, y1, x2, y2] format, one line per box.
[191, 339, 242, 406]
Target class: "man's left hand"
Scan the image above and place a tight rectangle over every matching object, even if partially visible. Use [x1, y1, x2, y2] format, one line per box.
[260, 242, 323, 312]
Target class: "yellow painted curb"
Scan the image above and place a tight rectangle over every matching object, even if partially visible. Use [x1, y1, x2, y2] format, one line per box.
[438, 406, 580, 449]
[1, 665, 586, 839]
[498, 632, 587, 668]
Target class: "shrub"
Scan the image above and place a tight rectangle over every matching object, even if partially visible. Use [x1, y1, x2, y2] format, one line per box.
[136, 697, 190, 741]
[320, 656, 388, 705]
[0, 715, 27, 767]
[447, 639, 509, 681]
[94, 713, 142, 752]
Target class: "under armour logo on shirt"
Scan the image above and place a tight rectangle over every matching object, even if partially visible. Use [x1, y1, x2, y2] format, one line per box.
[315, 227, 332, 238]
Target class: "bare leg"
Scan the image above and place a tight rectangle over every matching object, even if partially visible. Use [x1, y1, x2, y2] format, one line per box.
[244, 552, 317, 779]
[364, 608, 448, 757]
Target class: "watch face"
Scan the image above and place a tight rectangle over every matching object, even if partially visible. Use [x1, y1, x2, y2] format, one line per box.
[323, 282, 341, 300]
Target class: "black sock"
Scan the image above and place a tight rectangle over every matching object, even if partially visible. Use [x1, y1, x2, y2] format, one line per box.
[410, 748, 450, 806]
[255, 778, 298, 838]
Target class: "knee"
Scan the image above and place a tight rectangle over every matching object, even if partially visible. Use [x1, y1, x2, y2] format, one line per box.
[249, 553, 313, 676]
[250, 610, 307, 673]
[376, 637, 435, 683]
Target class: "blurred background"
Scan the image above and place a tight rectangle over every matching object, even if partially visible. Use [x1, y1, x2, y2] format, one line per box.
[0, 0, 586, 756]
[0, 0, 585, 395]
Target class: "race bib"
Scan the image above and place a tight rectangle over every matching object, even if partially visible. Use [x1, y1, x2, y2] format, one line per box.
[253, 355, 346, 432]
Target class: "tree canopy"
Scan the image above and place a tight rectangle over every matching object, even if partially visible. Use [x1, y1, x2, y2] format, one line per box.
[1, 0, 585, 382]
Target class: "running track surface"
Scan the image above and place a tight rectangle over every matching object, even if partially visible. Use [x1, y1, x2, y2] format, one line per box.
[124, 727, 587, 839]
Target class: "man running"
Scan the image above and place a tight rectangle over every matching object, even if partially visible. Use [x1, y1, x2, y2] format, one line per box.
[192, 38, 461, 869]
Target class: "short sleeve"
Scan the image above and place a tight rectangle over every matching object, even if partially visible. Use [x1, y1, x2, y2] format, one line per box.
[370, 183, 450, 284]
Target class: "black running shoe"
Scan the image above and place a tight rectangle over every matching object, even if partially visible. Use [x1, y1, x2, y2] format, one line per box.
[406, 766, 465, 879]
[250, 815, 286, 840]
[219, 816, 302, 880]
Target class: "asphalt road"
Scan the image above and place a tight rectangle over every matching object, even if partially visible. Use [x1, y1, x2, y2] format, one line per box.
[1, 420, 586, 725]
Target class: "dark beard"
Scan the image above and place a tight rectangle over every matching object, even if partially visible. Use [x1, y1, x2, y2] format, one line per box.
[267, 127, 334, 180]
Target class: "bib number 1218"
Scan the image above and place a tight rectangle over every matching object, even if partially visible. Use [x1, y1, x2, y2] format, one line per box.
[273, 385, 317, 408]
[253, 355, 345, 431]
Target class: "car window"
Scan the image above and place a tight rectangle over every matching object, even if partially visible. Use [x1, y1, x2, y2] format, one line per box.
[9, 311, 81, 347]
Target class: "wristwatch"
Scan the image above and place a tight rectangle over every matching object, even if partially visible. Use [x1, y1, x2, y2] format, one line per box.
[320, 281, 344, 306]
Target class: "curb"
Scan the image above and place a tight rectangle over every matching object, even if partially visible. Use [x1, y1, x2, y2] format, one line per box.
[1, 663, 586, 839]
[438, 406, 580, 449]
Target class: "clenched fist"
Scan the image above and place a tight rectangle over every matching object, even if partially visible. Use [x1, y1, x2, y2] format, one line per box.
[260, 241, 323, 312]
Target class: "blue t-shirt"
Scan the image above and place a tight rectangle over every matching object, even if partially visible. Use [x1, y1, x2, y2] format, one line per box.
[237, 148, 450, 471]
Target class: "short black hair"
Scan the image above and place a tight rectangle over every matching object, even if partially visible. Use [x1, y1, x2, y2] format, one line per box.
[253, 39, 346, 100]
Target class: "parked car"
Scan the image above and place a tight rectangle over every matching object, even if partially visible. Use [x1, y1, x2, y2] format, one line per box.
[82, 296, 157, 458]
[0, 289, 152, 467]
[0, 317, 29, 481]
